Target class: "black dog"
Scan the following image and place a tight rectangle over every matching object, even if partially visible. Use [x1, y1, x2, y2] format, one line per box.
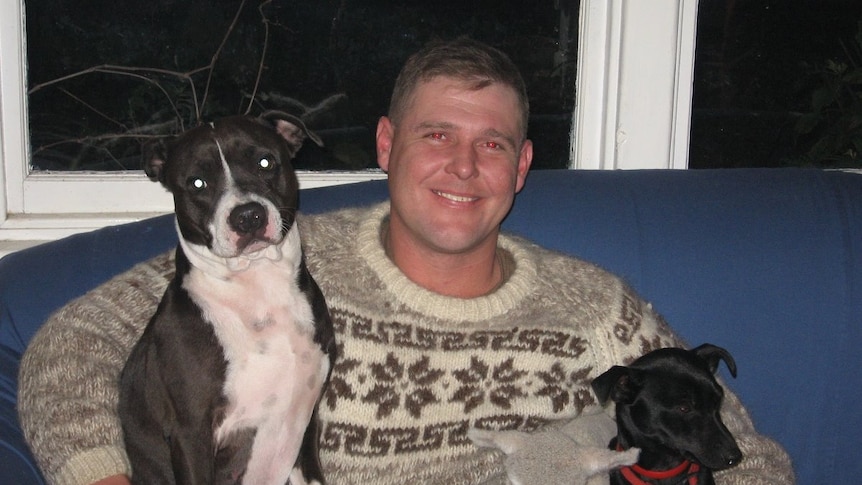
[119, 111, 335, 485]
[591, 344, 743, 485]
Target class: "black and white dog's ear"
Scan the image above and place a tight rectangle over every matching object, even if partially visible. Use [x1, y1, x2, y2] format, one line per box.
[260, 110, 324, 157]
[692, 343, 738, 378]
[591, 366, 642, 405]
[142, 138, 170, 185]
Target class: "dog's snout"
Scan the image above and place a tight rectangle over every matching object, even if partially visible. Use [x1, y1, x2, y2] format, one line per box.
[724, 448, 743, 468]
[229, 202, 267, 235]
[706, 445, 743, 470]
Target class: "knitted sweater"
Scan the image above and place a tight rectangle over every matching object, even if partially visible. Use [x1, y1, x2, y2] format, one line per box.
[18, 202, 794, 485]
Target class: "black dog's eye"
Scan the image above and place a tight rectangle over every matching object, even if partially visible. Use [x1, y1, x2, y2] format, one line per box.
[258, 156, 277, 171]
[677, 404, 691, 414]
[187, 176, 207, 191]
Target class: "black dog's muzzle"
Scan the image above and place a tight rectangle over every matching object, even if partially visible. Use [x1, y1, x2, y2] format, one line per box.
[230, 202, 268, 236]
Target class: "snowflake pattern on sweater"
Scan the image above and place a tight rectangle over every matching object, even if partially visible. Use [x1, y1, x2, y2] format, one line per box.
[299, 203, 679, 483]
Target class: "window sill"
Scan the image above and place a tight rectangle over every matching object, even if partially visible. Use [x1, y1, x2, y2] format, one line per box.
[0, 170, 387, 257]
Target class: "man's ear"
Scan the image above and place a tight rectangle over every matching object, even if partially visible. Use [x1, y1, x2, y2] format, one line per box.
[259, 110, 324, 157]
[375, 116, 395, 172]
[515, 138, 533, 193]
[591, 366, 642, 405]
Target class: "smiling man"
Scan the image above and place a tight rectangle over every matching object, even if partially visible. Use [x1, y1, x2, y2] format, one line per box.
[378, 72, 532, 298]
[19, 38, 794, 485]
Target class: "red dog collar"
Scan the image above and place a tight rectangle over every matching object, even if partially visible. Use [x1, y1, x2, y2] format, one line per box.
[617, 443, 701, 484]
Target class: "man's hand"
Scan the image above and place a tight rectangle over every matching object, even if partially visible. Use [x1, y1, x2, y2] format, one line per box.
[92, 475, 131, 485]
[468, 411, 638, 485]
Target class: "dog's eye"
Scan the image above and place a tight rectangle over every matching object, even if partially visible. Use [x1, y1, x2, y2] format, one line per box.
[187, 176, 207, 191]
[677, 404, 691, 414]
[258, 156, 276, 171]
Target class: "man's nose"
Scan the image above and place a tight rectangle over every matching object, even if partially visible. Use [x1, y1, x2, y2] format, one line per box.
[445, 143, 479, 179]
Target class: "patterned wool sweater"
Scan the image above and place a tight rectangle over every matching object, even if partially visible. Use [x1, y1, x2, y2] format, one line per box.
[19, 202, 793, 485]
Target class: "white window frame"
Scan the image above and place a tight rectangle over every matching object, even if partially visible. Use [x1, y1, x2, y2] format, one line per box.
[575, 0, 697, 170]
[0, 0, 698, 253]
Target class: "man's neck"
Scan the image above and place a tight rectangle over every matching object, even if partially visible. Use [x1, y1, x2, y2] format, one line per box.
[382, 224, 503, 299]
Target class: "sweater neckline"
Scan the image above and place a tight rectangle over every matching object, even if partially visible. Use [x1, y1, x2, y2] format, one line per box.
[357, 202, 537, 323]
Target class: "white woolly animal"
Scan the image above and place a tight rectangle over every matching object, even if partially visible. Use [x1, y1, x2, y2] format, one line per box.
[468, 411, 639, 485]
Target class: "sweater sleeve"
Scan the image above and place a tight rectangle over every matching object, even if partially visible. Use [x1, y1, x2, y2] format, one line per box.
[713, 388, 795, 484]
[595, 286, 795, 484]
[17, 251, 174, 485]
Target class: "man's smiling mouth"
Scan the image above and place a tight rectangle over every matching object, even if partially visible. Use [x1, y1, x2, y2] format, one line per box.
[434, 190, 478, 203]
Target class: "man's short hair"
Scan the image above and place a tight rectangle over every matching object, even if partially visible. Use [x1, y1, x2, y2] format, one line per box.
[388, 37, 530, 141]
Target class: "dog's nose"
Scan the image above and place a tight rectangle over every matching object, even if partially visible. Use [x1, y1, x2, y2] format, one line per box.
[229, 202, 267, 235]
[724, 449, 743, 468]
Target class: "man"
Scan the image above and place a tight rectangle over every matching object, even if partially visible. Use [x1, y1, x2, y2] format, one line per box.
[19, 38, 794, 484]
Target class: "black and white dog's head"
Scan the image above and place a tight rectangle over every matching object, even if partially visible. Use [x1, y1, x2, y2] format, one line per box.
[144, 111, 322, 260]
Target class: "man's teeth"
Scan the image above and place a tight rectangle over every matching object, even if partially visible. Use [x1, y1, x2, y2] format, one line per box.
[436, 191, 476, 202]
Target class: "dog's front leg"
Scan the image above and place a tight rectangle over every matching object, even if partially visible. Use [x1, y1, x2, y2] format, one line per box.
[292, 410, 325, 484]
[213, 427, 256, 485]
[164, 382, 221, 484]
[168, 425, 216, 485]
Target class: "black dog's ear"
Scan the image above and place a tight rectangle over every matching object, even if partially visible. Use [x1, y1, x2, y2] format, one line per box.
[591, 366, 642, 405]
[260, 110, 324, 157]
[142, 138, 170, 185]
[692, 343, 738, 378]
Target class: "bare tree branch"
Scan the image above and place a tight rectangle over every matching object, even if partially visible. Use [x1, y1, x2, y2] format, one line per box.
[28, 0, 279, 168]
[246, 0, 274, 115]
[59, 88, 128, 131]
[200, 0, 249, 120]
[30, 64, 189, 129]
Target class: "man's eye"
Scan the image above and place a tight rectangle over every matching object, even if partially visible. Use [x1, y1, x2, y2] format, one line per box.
[486, 141, 501, 149]
[428, 132, 445, 141]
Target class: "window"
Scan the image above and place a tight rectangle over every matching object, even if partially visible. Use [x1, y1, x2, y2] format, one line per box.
[25, 1, 579, 174]
[1, 0, 699, 251]
[690, 0, 862, 169]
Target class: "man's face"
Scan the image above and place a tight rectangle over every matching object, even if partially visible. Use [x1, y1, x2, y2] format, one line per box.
[376, 76, 533, 258]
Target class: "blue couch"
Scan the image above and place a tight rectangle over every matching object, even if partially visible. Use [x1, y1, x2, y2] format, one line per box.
[1, 168, 860, 483]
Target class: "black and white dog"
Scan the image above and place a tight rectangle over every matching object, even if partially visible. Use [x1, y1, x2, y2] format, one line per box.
[119, 111, 336, 485]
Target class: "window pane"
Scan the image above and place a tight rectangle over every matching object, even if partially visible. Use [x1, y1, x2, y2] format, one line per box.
[690, 0, 862, 169]
[26, 0, 578, 172]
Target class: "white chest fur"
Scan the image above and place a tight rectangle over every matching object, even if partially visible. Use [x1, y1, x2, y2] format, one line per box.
[181, 226, 329, 485]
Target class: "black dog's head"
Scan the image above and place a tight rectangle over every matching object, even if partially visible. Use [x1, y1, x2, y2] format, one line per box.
[144, 111, 322, 258]
[591, 344, 743, 472]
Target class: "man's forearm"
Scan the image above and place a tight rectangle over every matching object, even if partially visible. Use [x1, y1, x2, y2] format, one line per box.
[18, 253, 172, 484]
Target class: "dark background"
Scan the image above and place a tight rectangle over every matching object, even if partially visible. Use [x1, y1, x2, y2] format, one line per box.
[691, 0, 862, 169]
[24, 0, 862, 171]
[25, 0, 576, 171]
